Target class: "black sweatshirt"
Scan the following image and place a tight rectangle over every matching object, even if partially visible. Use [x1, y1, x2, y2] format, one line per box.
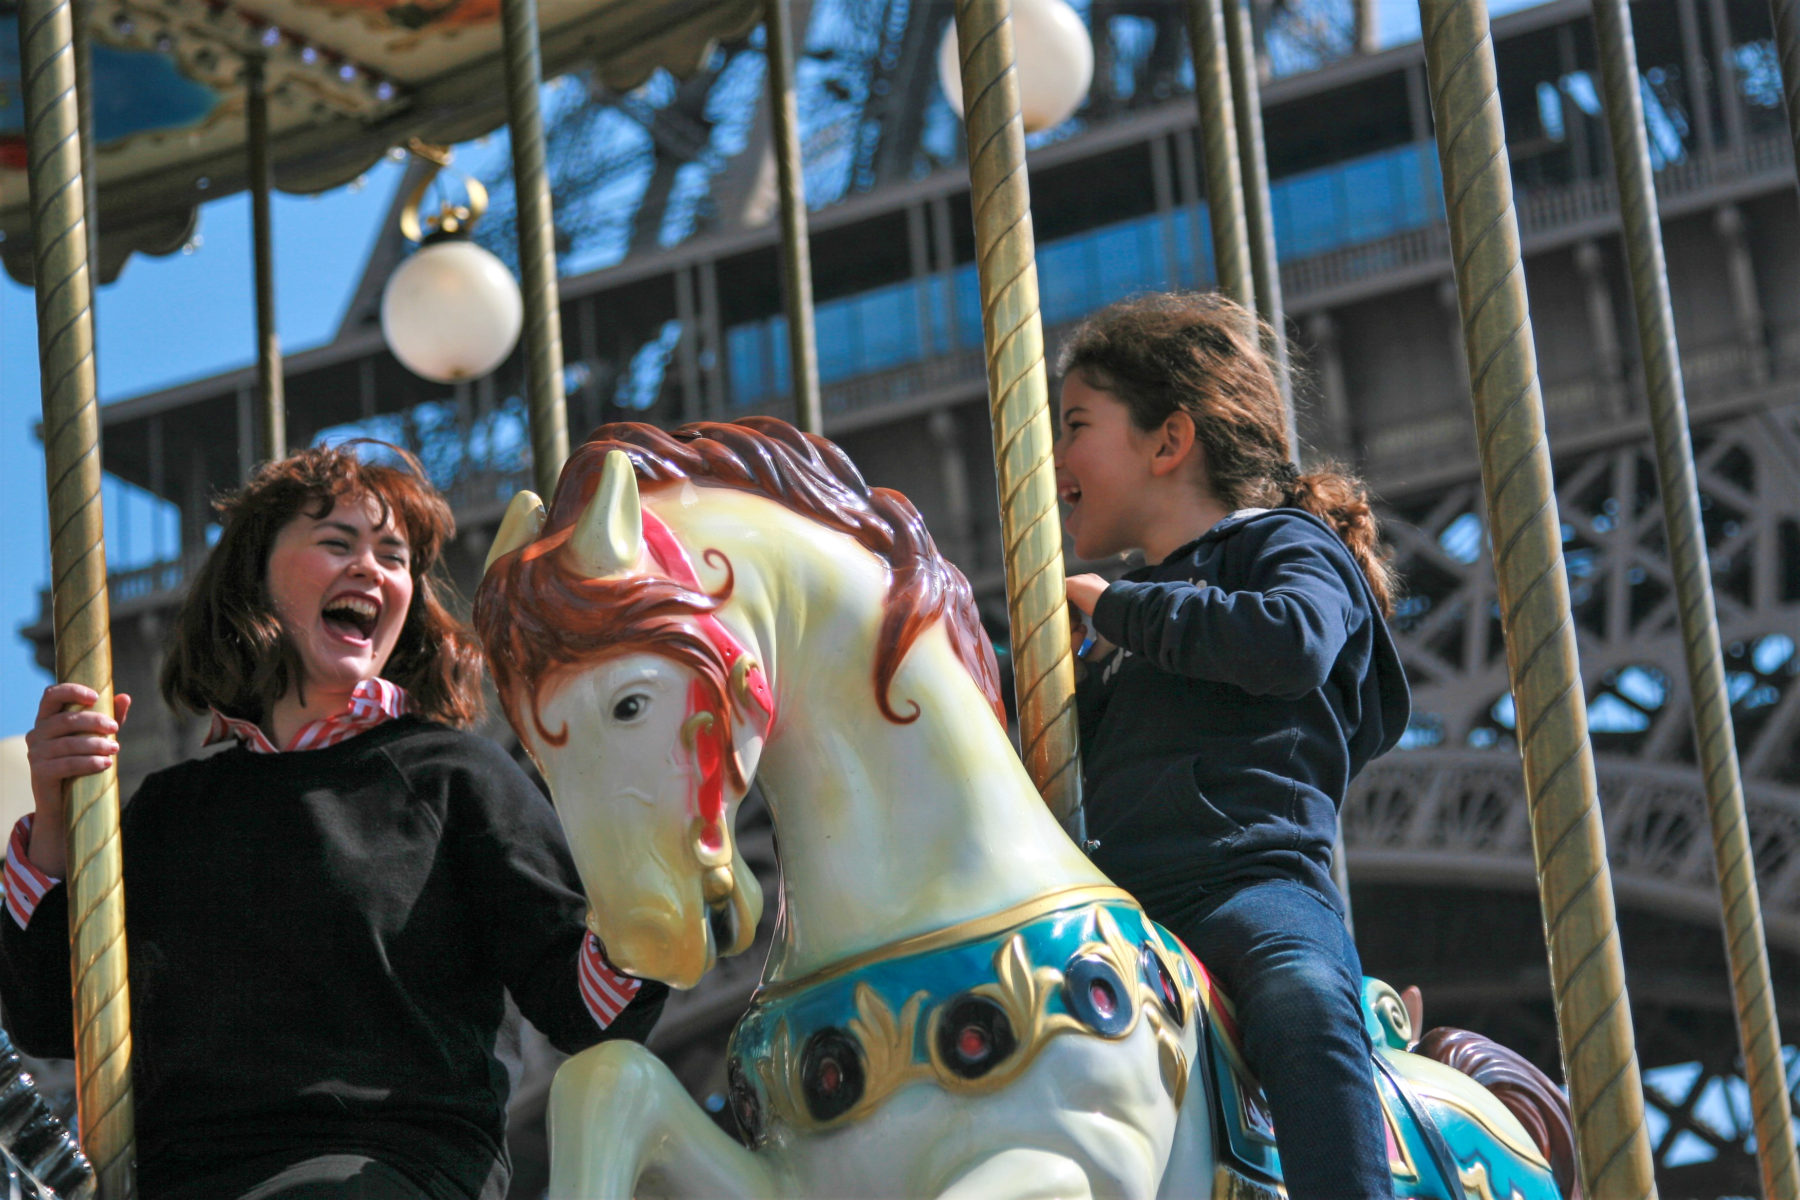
[1080, 508, 1411, 925]
[0, 716, 666, 1200]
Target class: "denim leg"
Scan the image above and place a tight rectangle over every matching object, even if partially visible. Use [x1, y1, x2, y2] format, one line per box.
[1178, 880, 1393, 1200]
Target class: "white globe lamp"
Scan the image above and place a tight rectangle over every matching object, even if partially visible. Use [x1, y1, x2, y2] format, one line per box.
[381, 236, 524, 383]
[937, 0, 1094, 134]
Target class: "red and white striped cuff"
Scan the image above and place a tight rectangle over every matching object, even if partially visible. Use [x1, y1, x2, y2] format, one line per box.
[579, 933, 643, 1029]
[5, 816, 60, 931]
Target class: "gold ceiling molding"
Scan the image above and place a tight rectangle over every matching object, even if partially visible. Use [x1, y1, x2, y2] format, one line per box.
[1, 0, 764, 284]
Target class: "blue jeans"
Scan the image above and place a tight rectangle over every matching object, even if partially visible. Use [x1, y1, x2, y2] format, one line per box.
[1172, 879, 1393, 1200]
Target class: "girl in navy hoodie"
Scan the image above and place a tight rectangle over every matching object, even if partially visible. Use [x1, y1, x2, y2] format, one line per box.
[1056, 292, 1410, 1200]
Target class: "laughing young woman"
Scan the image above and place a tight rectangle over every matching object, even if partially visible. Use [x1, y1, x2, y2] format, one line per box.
[1, 444, 665, 1200]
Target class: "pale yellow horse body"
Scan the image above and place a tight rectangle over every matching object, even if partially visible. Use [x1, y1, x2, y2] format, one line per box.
[475, 422, 1210, 1198]
[474, 420, 1565, 1200]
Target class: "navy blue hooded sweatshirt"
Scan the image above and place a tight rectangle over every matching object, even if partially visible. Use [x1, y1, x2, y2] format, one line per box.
[1078, 507, 1410, 926]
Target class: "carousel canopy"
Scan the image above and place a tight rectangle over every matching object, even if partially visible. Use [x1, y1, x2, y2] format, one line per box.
[0, 0, 761, 282]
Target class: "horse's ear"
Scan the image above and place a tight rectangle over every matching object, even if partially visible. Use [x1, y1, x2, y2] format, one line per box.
[571, 449, 644, 577]
[482, 490, 546, 576]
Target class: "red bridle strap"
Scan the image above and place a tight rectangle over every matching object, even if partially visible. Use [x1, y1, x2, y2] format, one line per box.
[640, 509, 777, 831]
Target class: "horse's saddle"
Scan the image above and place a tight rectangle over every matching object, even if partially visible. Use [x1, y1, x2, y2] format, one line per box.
[1200, 970, 1562, 1200]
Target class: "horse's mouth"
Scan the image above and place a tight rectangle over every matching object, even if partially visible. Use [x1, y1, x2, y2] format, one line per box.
[591, 902, 715, 988]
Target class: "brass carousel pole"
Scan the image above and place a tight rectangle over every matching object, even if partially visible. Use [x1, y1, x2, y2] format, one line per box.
[952, 0, 1083, 837]
[71, 0, 94, 268]
[765, 0, 823, 436]
[1183, 0, 1254, 308]
[247, 56, 286, 461]
[1417, 0, 1657, 1192]
[499, 0, 569, 498]
[18, 0, 137, 1191]
[1222, 0, 1294, 420]
[1591, 0, 1799, 1193]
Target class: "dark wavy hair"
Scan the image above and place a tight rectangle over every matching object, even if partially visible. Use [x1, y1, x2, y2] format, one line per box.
[160, 441, 484, 727]
[1058, 291, 1397, 615]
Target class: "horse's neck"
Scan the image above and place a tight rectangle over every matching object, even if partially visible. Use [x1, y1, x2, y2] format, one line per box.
[757, 627, 1111, 986]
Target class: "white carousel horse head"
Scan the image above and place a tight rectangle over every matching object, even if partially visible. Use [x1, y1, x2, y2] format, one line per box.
[473, 418, 1095, 990]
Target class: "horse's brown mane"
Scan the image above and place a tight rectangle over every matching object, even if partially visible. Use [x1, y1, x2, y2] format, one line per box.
[475, 417, 1004, 753]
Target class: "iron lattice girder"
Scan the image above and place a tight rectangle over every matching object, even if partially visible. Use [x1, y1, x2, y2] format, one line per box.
[1375, 391, 1800, 779]
[1353, 390, 1800, 962]
[1345, 750, 1800, 949]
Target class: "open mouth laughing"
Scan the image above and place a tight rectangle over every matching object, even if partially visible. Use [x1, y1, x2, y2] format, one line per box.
[321, 593, 381, 642]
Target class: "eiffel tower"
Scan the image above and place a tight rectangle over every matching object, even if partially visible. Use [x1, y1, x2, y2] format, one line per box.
[24, 0, 1800, 1191]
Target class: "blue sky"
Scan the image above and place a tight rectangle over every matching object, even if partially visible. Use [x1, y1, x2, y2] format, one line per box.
[0, 0, 1529, 738]
[0, 162, 407, 735]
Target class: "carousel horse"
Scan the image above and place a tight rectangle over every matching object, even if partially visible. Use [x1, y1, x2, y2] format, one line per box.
[474, 417, 1576, 1200]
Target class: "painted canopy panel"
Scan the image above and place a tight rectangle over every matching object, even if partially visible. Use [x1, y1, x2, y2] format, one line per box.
[0, 0, 761, 281]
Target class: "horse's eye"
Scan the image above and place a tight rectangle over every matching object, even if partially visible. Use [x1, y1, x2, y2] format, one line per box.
[612, 693, 649, 722]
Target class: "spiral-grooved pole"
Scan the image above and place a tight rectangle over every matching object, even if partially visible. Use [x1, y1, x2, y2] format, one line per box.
[247, 57, 286, 462]
[1417, 0, 1657, 1194]
[1223, 0, 1294, 423]
[1183, 0, 1254, 309]
[499, 0, 569, 498]
[18, 0, 136, 1194]
[953, 0, 1083, 834]
[766, 0, 823, 436]
[1768, 0, 1800, 197]
[1591, 2, 1798, 1194]
[71, 0, 94, 269]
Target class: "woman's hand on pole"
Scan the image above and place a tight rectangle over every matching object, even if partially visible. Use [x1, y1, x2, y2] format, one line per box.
[23, 683, 130, 877]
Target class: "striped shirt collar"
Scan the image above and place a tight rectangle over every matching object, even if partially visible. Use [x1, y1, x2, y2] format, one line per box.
[205, 678, 410, 754]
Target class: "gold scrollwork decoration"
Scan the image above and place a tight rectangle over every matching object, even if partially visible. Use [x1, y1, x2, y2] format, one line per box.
[1154, 1018, 1190, 1108]
[1456, 1160, 1526, 1200]
[756, 1017, 802, 1125]
[749, 903, 1204, 1135]
[845, 984, 932, 1118]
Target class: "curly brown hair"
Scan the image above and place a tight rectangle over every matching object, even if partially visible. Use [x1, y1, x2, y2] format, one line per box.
[1057, 292, 1397, 615]
[160, 441, 484, 727]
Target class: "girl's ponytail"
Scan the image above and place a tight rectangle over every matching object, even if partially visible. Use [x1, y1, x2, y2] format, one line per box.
[1282, 465, 1397, 618]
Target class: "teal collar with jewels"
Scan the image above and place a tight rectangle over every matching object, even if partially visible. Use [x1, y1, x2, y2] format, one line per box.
[723, 886, 1201, 1141]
